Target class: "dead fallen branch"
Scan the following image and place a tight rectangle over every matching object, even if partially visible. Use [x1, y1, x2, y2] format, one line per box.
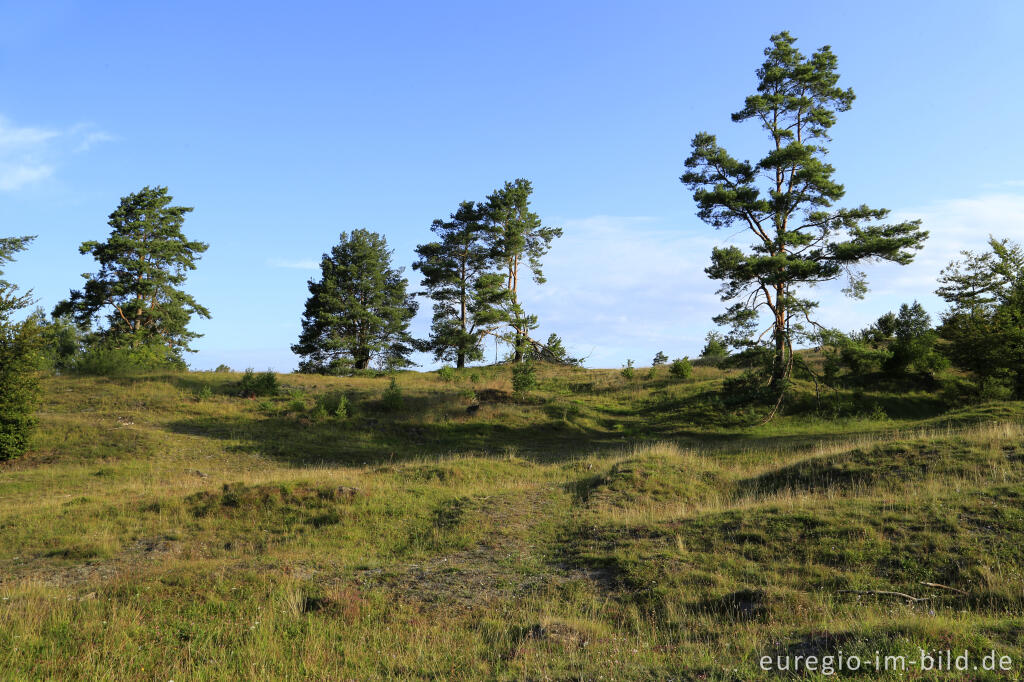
[838, 590, 931, 603]
[919, 581, 968, 595]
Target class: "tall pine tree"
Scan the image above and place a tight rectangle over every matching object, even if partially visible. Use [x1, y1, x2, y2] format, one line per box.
[485, 179, 562, 362]
[681, 32, 927, 398]
[413, 201, 507, 368]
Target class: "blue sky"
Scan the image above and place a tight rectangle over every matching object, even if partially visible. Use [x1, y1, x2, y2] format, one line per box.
[1, 1, 1022, 370]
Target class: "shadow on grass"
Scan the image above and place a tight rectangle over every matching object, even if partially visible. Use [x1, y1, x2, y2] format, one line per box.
[164, 410, 632, 467]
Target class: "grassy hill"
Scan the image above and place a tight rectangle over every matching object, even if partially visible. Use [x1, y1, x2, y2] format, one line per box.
[2, 364, 1023, 679]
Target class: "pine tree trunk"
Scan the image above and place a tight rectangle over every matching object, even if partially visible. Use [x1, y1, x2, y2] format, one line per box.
[770, 302, 787, 390]
[457, 353, 465, 369]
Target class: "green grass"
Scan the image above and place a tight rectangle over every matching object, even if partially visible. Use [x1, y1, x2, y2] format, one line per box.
[2, 365, 1024, 679]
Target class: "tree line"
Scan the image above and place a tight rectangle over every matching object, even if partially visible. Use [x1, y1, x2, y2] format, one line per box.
[291, 178, 563, 374]
[0, 179, 569, 459]
[2, 31, 1022, 461]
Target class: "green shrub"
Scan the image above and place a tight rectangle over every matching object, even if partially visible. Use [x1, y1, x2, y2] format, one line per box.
[865, 403, 890, 421]
[700, 332, 729, 362]
[0, 320, 43, 461]
[214, 364, 232, 373]
[668, 357, 692, 380]
[196, 385, 213, 401]
[334, 394, 351, 419]
[314, 391, 351, 419]
[239, 368, 279, 397]
[978, 375, 1013, 402]
[621, 359, 635, 380]
[647, 352, 667, 379]
[722, 369, 771, 405]
[438, 366, 456, 383]
[381, 377, 404, 411]
[73, 342, 186, 376]
[37, 313, 83, 372]
[469, 372, 480, 384]
[511, 362, 537, 396]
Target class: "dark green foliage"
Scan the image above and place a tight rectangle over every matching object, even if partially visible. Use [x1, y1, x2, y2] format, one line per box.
[36, 312, 85, 372]
[668, 357, 692, 380]
[381, 377, 404, 411]
[620, 359, 635, 380]
[869, 311, 898, 341]
[313, 391, 350, 420]
[437, 366, 456, 383]
[53, 186, 209, 363]
[529, 332, 580, 366]
[978, 375, 1014, 402]
[721, 369, 772, 406]
[648, 351, 668, 378]
[214, 364, 232, 373]
[681, 32, 927, 395]
[239, 369, 279, 397]
[837, 303, 945, 382]
[511, 361, 537, 396]
[821, 304, 945, 392]
[485, 179, 562, 362]
[0, 236, 41, 461]
[0, 319, 43, 461]
[699, 333, 728, 362]
[293, 230, 417, 373]
[413, 201, 507, 369]
[884, 302, 946, 376]
[937, 237, 1024, 398]
[72, 340, 187, 375]
[839, 338, 888, 379]
[937, 237, 1022, 311]
[0, 236, 36, 320]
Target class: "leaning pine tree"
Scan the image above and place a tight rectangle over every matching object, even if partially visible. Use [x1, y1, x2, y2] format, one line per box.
[681, 31, 927, 411]
[413, 201, 507, 369]
[293, 229, 417, 373]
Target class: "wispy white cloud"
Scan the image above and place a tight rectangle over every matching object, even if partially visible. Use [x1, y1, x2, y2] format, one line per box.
[0, 115, 112, 192]
[75, 130, 115, 153]
[0, 118, 59, 149]
[853, 192, 1024, 316]
[0, 164, 54, 191]
[518, 215, 720, 366]
[268, 258, 320, 270]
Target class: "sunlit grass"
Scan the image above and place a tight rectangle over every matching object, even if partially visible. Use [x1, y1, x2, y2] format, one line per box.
[1, 365, 1022, 679]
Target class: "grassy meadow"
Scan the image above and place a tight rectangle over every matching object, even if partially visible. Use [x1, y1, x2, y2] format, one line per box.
[2, 363, 1024, 679]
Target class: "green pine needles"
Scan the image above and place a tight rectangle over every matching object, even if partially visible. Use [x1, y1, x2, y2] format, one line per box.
[682, 32, 928, 406]
[293, 230, 418, 373]
[413, 201, 506, 369]
[413, 179, 562, 367]
[0, 235, 41, 461]
[53, 186, 210, 366]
